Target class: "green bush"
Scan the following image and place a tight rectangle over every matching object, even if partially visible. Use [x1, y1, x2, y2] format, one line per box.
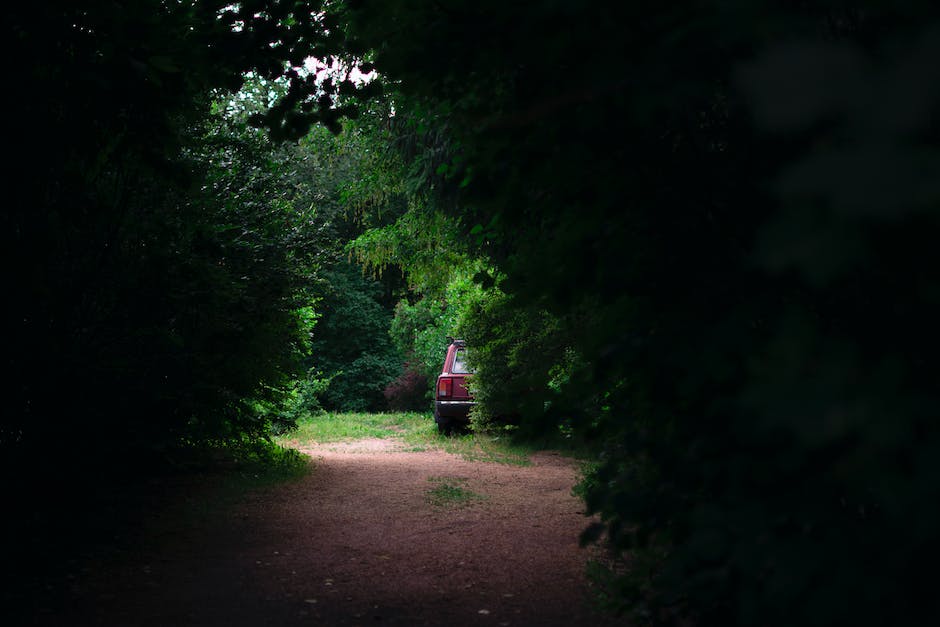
[309, 262, 403, 412]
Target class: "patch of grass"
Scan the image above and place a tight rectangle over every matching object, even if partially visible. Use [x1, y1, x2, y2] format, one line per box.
[425, 476, 487, 507]
[226, 442, 311, 488]
[277, 411, 429, 444]
[277, 412, 535, 466]
[411, 430, 533, 466]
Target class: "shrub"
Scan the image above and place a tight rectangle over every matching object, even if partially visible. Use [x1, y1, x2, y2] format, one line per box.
[383, 362, 429, 411]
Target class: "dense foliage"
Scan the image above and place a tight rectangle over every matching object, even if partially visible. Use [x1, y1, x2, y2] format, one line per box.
[4, 1, 386, 468]
[308, 261, 402, 411]
[342, 2, 940, 626]
[273, 117, 412, 413]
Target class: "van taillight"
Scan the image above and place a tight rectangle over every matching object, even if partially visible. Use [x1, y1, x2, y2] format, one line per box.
[437, 377, 452, 398]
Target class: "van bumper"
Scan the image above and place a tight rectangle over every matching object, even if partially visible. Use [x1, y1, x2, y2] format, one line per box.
[434, 400, 475, 421]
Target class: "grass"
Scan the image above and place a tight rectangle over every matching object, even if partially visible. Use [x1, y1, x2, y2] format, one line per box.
[425, 476, 487, 507]
[219, 442, 312, 490]
[280, 411, 429, 443]
[276, 411, 534, 466]
[413, 430, 532, 465]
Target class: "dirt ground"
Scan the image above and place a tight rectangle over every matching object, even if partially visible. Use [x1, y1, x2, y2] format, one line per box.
[28, 438, 625, 626]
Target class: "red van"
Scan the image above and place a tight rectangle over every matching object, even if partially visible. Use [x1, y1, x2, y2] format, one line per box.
[433, 339, 475, 434]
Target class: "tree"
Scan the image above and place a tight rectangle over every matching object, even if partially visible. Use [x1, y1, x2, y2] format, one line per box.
[341, 2, 940, 625]
[4, 1, 376, 464]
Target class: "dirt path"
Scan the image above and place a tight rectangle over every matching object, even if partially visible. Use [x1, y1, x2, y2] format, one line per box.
[33, 439, 623, 626]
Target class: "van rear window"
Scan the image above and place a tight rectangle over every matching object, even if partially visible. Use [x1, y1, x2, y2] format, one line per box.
[452, 348, 473, 374]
